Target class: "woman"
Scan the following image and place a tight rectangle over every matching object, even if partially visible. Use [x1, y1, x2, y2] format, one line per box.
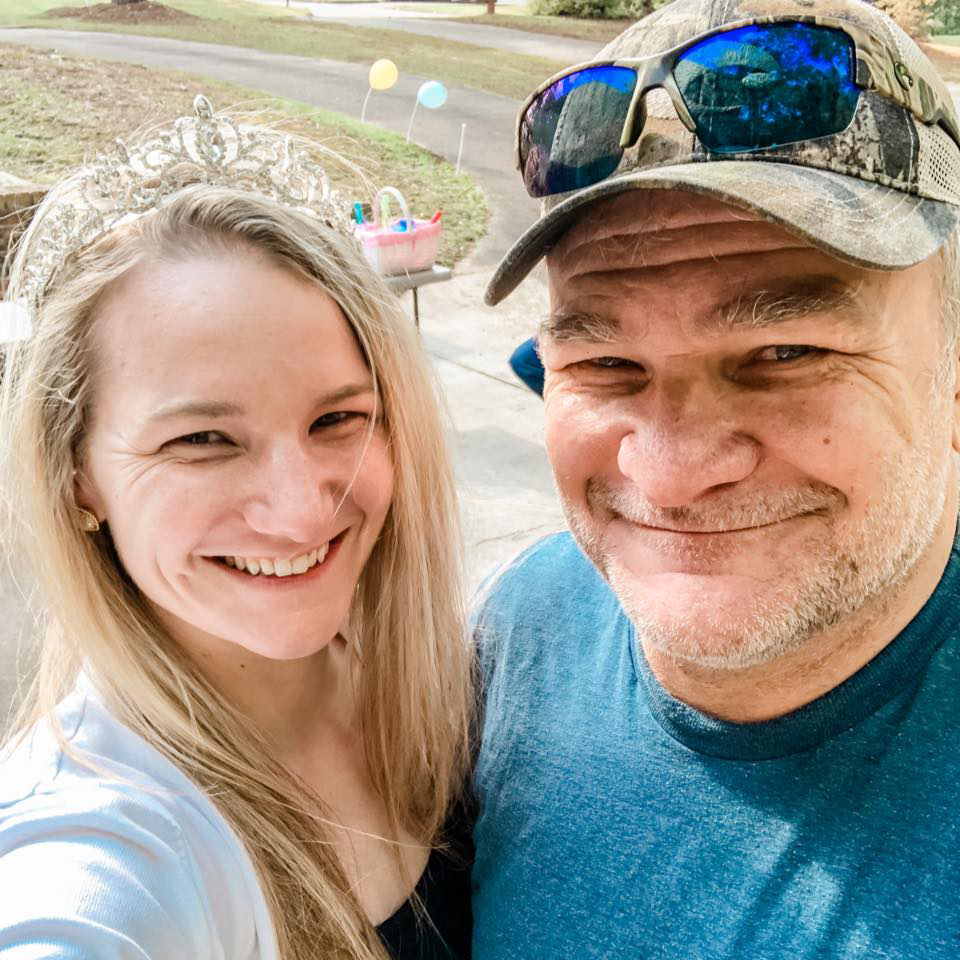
[0, 99, 473, 959]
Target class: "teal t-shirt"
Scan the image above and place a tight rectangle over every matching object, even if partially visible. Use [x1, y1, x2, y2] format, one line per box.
[471, 530, 960, 959]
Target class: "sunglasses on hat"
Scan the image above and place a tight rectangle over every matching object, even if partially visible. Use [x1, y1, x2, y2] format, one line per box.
[517, 16, 960, 198]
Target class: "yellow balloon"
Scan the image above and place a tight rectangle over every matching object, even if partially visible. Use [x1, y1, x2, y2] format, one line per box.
[369, 59, 398, 92]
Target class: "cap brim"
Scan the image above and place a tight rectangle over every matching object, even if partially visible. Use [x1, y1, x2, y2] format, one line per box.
[484, 160, 960, 305]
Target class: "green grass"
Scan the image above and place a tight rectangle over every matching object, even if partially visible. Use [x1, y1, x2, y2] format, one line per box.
[0, 42, 488, 265]
[4, 0, 567, 100]
[448, 11, 631, 41]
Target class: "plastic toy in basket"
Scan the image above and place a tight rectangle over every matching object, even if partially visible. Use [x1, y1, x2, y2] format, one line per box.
[357, 187, 441, 276]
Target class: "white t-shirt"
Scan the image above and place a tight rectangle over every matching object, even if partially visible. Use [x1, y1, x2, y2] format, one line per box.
[0, 675, 278, 959]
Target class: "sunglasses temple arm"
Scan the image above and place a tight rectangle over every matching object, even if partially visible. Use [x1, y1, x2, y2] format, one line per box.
[914, 78, 960, 149]
[858, 57, 960, 150]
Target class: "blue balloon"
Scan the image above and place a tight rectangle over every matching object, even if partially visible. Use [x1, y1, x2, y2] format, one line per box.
[418, 81, 448, 109]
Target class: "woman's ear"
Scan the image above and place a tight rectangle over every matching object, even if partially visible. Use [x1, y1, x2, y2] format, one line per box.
[73, 465, 104, 521]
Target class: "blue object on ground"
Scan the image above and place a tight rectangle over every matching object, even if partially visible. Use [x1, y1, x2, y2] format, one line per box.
[508, 337, 544, 397]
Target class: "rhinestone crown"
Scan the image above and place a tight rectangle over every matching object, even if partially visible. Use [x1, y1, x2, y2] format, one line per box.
[18, 95, 358, 309]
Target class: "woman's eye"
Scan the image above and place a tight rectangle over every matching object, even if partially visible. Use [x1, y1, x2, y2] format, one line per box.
[756, 345, 818, 363]
[312, 411, 364, 429]
[170, 431, 228, 447]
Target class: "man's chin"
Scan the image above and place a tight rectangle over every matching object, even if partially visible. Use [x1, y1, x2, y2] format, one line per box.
[605, 566, 812, 669]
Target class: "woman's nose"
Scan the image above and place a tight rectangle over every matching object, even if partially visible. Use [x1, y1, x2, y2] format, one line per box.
[241, 444, 340, 542]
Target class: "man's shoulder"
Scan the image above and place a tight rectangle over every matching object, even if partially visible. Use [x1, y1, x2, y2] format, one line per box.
[471, 531, 621, 657]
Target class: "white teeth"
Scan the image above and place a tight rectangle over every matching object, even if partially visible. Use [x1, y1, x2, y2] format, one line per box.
[223, 540, 332, 577]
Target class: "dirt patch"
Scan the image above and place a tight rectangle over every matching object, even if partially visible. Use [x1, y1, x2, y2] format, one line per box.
[43, 1, 199, 24]
[920, 41, 960, 82]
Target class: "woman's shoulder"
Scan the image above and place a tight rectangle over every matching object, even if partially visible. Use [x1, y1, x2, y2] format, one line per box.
[0, 684, 274, 959]
[2, 686, 193, 848]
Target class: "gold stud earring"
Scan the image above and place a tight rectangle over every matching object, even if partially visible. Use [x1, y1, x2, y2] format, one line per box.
[77, 507, 100, 533]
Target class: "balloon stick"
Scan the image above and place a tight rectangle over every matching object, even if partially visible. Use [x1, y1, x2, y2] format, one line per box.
[363, 60, 398, 124]
[406, 101, 419, 143]
[456, 122, 466, 175]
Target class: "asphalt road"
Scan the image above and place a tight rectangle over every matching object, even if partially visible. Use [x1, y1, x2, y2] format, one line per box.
[0, 26, 541, 269]
[251, 0, 605, 63]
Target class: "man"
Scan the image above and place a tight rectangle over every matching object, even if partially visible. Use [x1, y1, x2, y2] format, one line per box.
[472, 0, 960, 956]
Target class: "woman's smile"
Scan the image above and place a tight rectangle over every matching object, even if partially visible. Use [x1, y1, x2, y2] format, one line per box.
[206, 530, 348, 586]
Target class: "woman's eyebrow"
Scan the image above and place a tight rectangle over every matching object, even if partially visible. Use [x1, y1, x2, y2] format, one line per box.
[146, 384, 374, 425]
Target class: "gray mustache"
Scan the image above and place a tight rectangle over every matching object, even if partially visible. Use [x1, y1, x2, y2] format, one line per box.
[586, 480, 844, 532]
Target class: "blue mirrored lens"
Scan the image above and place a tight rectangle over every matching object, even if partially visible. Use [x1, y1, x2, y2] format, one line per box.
[520, 65, 637, 197]
[674, 22, 859, 153]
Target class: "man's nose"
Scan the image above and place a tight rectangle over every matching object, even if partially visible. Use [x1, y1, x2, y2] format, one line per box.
[241, 444, 340, 541]
[616, 383, 760, 509]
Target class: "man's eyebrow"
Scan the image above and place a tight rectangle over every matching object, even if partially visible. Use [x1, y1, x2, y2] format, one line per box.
[145, 383, 373, 425]
[708, 277, 869, 332]
[539, 311, 622, 344]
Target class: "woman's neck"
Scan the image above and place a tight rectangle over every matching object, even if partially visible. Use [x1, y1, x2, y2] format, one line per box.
[172, 624, 358, 759]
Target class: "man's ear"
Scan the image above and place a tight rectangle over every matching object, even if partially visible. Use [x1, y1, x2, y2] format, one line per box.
[952, 345, 960, 454]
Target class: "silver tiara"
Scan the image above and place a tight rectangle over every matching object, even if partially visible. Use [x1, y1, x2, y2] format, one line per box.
[18, 95, 358, 309]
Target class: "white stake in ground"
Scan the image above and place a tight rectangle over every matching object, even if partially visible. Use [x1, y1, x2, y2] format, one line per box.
[456, 123, 467, 175]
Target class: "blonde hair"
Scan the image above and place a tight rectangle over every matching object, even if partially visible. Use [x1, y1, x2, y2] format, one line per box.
[1, 179, 472, 959]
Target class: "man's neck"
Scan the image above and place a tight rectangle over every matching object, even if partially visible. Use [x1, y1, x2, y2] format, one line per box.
[642, 510, 958, 725]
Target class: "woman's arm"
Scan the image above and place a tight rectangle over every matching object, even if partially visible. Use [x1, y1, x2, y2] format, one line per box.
[0, 784, 217, 959]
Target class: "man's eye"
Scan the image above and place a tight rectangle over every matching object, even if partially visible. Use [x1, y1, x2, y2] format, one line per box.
[589, 356, 638, 369]
[170, 431, 228, 447]
[756, 345, 818, 363]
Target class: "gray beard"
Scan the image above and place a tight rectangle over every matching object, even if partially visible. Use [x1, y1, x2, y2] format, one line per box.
[562, 441, 952, 671]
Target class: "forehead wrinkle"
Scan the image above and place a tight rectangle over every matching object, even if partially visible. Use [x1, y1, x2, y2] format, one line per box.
[558, 242, 813, 294]
[552, 221, 802, 279]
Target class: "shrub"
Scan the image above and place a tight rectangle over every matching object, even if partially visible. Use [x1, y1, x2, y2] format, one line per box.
[528, 0, 621, 17]
[930, 0, 960, 34]
[872, 0, 935, 38]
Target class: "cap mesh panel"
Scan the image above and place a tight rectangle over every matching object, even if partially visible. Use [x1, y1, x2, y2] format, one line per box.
[918, 123, 960, 204]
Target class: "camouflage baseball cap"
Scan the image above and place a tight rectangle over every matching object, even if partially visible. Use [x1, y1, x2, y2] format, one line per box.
[484, 0, 960, 306]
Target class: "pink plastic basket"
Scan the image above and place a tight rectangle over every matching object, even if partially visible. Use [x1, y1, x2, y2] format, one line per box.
[358, 187, 441, 276]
